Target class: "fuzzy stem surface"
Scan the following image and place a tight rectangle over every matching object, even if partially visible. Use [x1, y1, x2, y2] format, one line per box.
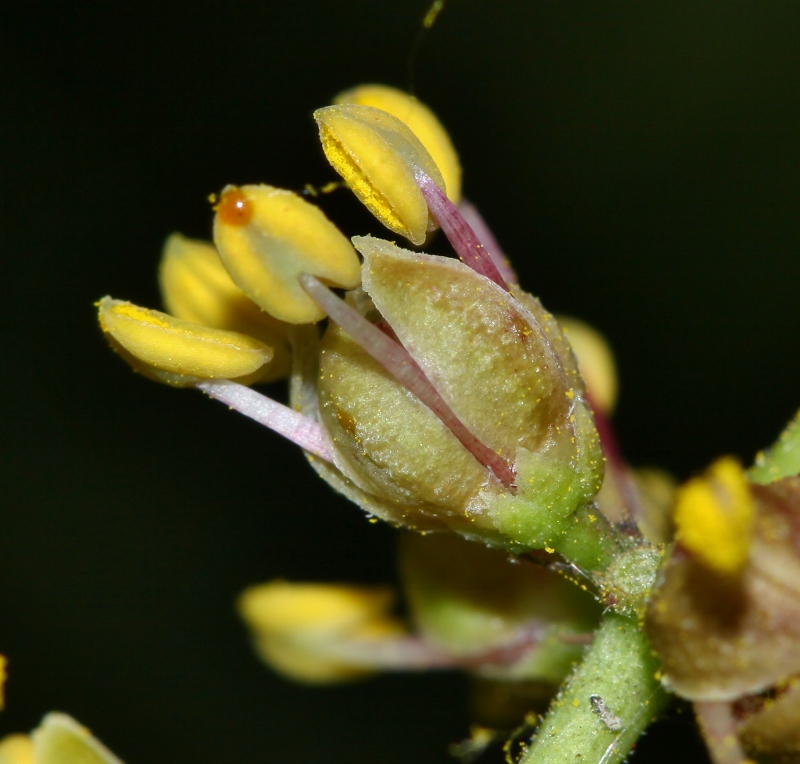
[519, 611, 668, 764]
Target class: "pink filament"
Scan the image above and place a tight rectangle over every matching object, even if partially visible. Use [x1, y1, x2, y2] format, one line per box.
[415, 170, 509, 291]
[196, 379, 333, 461]
[457, 198, 519, 287]
[300, 274, 516, 486]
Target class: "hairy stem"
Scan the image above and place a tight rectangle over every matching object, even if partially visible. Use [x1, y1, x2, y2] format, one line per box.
[519, 612, 668, 764]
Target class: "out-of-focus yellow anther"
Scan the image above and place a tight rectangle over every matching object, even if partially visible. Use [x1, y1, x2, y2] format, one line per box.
[334, 84, 461, 205]
[674, 457, 755, 576]
[97, 296, 273, 379]
[31, 713, 122, 764]
[213, 185, 361, 324]
[238, 580, 402, 684]
[0, 735, 34, 764]
[159, 233, 291, 381]
[314, 104, 446, 245]
[558, 316, 618, 414]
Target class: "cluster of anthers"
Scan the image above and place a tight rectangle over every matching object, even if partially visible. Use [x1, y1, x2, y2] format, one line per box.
[2, 84, 798, 764]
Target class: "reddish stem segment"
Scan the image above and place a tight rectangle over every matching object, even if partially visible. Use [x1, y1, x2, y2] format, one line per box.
[300, 274, 516, 486]
[415, 170, 510, 292]
[196, 379, 333, 461]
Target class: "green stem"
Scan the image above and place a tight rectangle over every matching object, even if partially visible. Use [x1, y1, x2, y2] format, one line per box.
[550, 503, 630, 575]
[518, 612, 668, 764]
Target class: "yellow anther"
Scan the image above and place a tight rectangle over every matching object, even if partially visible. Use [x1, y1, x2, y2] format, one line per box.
[98, 296, 273, 379]
[0, 735, 34, 764]
[314, 104, 446, 245]
[213, 185, 361, 324]
[158, 233, 291, 380]
[28, 713, 122, 764]
[238, 581, 402, 684]
[334, 84, 461, 204]
[674, 457, 755, 576]
[558, 316, 619, 414]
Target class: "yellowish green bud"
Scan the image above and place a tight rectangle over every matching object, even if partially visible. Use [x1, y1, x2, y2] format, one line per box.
[238, 581, 403, 684]
[674, 456, 754, 576]
[159, 233, 292, 381]
[314, 104, 446, 245]
[315, 237, 604, 550]
[334, 84, 461, 205]
[213, 185, 361, 324]
[97, 296, 273, 380]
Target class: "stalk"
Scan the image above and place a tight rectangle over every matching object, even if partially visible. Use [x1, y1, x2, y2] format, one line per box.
[519, 612, 668, 764]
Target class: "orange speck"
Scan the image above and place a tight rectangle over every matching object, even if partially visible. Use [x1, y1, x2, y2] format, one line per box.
[217, 187, 254, 226]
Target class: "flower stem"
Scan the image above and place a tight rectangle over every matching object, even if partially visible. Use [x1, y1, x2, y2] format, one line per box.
[519, 611, 668, 764]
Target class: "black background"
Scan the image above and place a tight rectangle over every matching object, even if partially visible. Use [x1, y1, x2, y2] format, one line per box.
[2, 1, 799, 762]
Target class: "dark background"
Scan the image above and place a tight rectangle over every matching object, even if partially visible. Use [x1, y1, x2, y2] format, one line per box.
[2, 1, 799, 762]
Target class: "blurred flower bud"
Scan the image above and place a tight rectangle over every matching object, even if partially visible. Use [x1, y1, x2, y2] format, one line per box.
[238, 580, 404, 684]
[314, 104, 446, 245]
[159, 233, 291, 381]
[213, 185, 361, 324]
[647, 470, 800, 701]
[400, 532, 599, 683]
[333, 84, 462, 205]
[0, 713, 122, 764]
[557, 316, 618, 415]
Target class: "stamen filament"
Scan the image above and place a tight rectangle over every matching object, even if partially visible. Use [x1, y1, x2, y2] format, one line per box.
[415, 169, 509, 291]
[457, 198, 519, 286]
[196, 379, 333, 461]
[299, 274, 516, 486]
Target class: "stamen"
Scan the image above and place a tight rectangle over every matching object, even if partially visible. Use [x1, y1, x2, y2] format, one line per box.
[457, 199, 519, 286]
[196, 379, 333, 462]
[415, 169, 509, 291]
[299, 274, 516, 486]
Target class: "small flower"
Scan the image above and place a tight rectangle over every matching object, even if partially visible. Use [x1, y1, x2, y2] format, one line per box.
[98, 84, 610, 564]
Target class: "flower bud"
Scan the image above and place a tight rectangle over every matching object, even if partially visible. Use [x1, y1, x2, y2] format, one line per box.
[98, 296, 273, 382]
[213, 185, 361, 324]
[159, 233, 292, 381]
[313, 236, 604, 549]
[314, 104, 446, 245]
[400, 532, 599, 681]
[333, 84, 462, 205]
[647, 472, 800, 700]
